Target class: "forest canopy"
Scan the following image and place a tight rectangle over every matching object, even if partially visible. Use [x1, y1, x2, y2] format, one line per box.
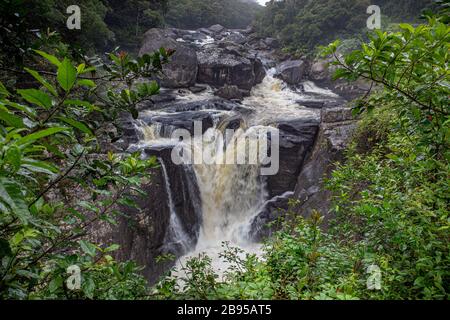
[254, 0, 435, 53]
[0, 0, 262, 54]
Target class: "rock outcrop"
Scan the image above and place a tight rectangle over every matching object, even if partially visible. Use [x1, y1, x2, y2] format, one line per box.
[197, 43, 265, 91]
[266, 117, 320, 198]
[307, 58, 372, 100]
[138, 26, 266, 96]
[275, 60, 307, 85]
[251, 107, 357, 239]
[293, 107, 356, 220]
[88, 166, 172, 284]
[139, 29, 198, 88]
[215, 84, 250, 100]
[145, 146, 203, 253]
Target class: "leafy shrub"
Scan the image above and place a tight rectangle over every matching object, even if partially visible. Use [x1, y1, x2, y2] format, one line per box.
[0, 42, 174, 299]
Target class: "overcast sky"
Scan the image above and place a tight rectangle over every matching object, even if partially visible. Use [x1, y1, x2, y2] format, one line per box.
[256, 0, 267, 6]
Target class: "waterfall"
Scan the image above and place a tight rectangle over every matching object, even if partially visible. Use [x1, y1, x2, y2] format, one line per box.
[132, 60, 335, 275]
[160, 159, 192, 255]
[190, 126, 269, 246]
[172, 125, 270, 276]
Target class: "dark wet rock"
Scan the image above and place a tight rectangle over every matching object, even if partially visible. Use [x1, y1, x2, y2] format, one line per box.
[296, 98, 346, 110]
[219, 114, 244, 131]
[209, 24, 225, 33]
[250, 107, 356, 240]
[266, 117, 320, 198]
[142, 111, 221, 137]
[249, 192, 293, 241]
[150, 93, 177, 104]
[215, 85, 250, 100]
[275, 60, 307, 85]
[144, 146, 202, 250]
[88, 166, 172, 285]
[254, 58, 266, 84]
[160, 98, 251, 114]
[307, 58, 372, 101]
[264, 37, 280, 48]
[197, 43, 265, 90]
[292, 107, 357, 223]
[139, 28, 198, 88]
[199, 28, 214, 36]
[189, 85, 208, 93]
[223, 32, 247, 45]
[322, 107, 354, 123]
[297, 100, 325, 109]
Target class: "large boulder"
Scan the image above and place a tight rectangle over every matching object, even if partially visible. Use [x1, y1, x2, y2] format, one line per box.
[139, 28, 198, 88]
[197, 43, 266, 90]
[215, 85, 250, 100]
[308, 57, 373, 100]
[250, 107, 357, 240]
[223, 32, 247, 45]
[142, 110, 221, 137]
[266, 117, 320, 198]
[87, 165, 178, 284]
[292, 107, 356, 222]
[275, 60, 307, 85]
[209, 24, 225, 33]
[264, 37, 280, 49]
[144, 146, 203, 251]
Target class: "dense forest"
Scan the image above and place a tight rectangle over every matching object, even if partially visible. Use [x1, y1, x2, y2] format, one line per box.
[254, 0, 436, 53]
[0, 0, 449, 301]
[0, 0, 262, 55]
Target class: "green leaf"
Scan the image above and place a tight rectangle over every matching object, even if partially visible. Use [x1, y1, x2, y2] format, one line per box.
[22, 158, 59, 175]
[34, 50, 61, 67]
[79, 240, 97, 257]
[1, 100, 37, 118]
[49, 276, 63, 293]
[57, 58, 77, 92]
[5, 145, 22, 171]
[17, 89, 53, 109]
[0, 178, 31, 224]
[0, 109, 25, 128]
[104, 244, 120, 253]
[15, 127, 67, 146]
[76, 79, 96, 88]
[76, 63, 86, 73]
[0, 81, 10, 97]
[24, 68, 58, 96]
[58, 117, 93, 136]
[399, 23, 415, 34]
[63, 99, 98, 112]
[79, 66, 96, 74]
[83, 277, 96, 299]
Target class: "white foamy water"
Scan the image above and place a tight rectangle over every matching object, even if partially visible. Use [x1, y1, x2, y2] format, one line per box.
[132, 64, 339, 278]
[243, 68, 320, 125]
[172, 126, 270, 279]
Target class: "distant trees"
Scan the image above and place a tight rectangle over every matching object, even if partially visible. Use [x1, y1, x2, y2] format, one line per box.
[1, 0, 262, 55]
[164, 0, 262, 29]
[254, 0, 435, 54]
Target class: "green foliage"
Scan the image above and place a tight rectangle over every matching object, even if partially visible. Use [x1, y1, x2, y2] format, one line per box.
[322, 18, 449, 155]
[0, 41, 173, 298]
[105, 0, 168, 52]
[254, 0, 434, 54]
[155, 14, 449, 301]
[165, 0, 262, 29]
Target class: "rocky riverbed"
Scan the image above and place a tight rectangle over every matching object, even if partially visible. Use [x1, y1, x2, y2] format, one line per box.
[91, 24, 359, 284]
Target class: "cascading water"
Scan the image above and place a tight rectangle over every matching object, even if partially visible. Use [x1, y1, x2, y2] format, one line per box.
[160, 159, 192, 255]
[132, 54, 339, 276]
